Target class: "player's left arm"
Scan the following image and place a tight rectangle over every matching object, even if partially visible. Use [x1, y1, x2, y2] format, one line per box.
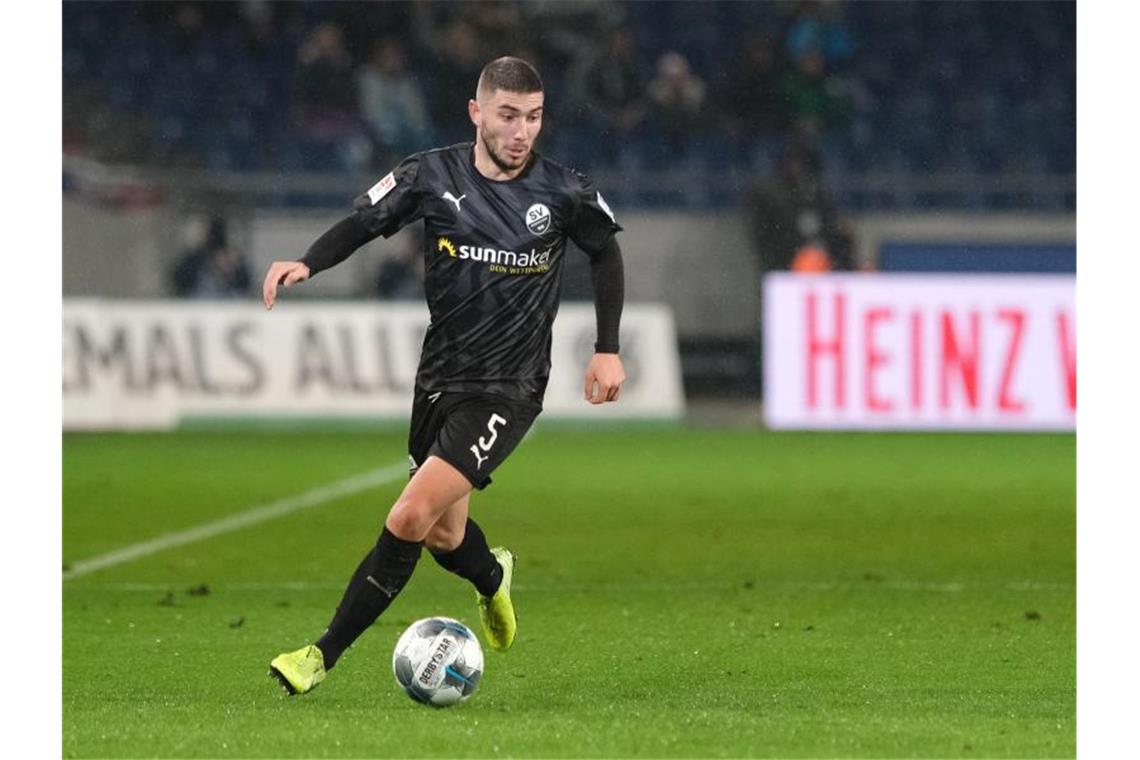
[568, 176, 626, 405]
[581, 234, 625, 403]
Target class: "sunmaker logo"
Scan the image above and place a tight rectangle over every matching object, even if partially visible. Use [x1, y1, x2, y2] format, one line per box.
[436, 237, 553, 274]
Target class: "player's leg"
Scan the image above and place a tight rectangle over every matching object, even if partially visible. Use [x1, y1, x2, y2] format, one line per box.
[425, 499, 515, 631]
[426, 495, 505, 597]
[423, 493, 470, 553]
[426, 496, 517, 651]
[269, 457, 471, 695]
[314, 457, 471, 662]
[421, 392, 540, 652]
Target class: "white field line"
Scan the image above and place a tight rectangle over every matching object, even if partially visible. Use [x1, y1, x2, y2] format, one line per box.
[63, 461, 408, 581]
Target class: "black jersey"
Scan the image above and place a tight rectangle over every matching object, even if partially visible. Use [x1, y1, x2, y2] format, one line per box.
[351, 143, 622, 404]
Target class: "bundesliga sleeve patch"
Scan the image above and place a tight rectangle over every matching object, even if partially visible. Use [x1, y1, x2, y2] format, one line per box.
[366, 172, 397, 205]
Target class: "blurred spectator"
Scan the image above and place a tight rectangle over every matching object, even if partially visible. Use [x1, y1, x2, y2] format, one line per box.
[357, 38, 435, 164]
[293, 22, 369, 169]
[646, 51, 706, 155]
[782, 49, 852, 143]
[295, 23, 355, 125]
[715, 29, 788, 144]
[566, 27, 648, 161]
[237, 0, 286, 57]
[170, 217, 252, 298]
[519, 0, 626, 71]
[785, 1, 855, 72]
[418, 18, 486, 145]
[169, 3, 206, 55]
[458, 1, 527, 61]
[747, 145, 853, 274]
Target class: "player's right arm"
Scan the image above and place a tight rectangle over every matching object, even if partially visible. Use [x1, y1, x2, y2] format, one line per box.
[262, 260, 311, 309]
[262, 155, 424, 309]
[262, 215, 377, 309]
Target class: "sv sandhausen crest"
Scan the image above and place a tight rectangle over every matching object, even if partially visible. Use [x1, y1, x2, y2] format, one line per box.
[525, 203, 551, 235]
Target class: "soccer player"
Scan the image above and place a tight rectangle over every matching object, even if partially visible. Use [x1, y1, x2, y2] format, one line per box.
[264, 56, 625, 695]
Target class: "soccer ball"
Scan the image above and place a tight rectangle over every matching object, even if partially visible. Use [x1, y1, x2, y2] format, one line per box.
[392, 617, 484, 707]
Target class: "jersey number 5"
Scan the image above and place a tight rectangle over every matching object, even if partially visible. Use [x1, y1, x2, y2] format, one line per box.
[470, 413, 507, 470]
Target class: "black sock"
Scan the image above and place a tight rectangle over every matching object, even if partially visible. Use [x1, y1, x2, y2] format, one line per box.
[429, 518, 503, 597]
[316, 527, 422, 669]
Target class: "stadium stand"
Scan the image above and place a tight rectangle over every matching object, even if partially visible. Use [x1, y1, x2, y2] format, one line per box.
[63, 0, 1074, 211]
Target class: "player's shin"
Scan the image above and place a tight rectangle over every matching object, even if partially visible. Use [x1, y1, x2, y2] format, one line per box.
[316, 527, 423, 668]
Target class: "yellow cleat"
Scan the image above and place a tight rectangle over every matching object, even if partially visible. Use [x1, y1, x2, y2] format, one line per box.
[269, 644, 327, 695]
[478, 547, 517, 652]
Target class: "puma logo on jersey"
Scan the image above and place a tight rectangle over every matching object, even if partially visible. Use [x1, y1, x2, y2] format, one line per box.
[442, 191, 466, 212]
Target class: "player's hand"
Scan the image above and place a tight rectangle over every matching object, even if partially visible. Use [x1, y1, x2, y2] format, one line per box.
[262, 261, 311, 310]
[583, 353, 625, 405]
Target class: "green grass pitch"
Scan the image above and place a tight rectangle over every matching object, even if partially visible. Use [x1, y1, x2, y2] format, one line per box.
[63, 426, 1074, 758]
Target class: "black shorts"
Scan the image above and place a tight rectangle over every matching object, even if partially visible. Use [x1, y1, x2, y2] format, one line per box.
[408, 387, 542, 490]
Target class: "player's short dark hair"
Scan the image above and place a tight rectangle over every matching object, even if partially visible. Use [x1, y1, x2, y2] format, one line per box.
[477, 56, 543, 98]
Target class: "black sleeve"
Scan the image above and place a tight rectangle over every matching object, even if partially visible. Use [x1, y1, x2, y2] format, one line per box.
[351, 155, 424, 238]
[566, 171, 624, 352]
[587, 234, 624, 354]
[566, 171, 623, 256]
[299, 214, 380, 276]
[300, 154, 423, 276]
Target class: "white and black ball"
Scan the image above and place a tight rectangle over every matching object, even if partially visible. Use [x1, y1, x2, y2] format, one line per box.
[392, 617, 484, 707]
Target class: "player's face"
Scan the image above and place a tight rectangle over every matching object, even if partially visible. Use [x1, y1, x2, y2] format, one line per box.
[471, 89, 544, 173]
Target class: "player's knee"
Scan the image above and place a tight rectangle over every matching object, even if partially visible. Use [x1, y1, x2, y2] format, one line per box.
[424, 520, 464, 553]
[385, 495, 435, 542]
